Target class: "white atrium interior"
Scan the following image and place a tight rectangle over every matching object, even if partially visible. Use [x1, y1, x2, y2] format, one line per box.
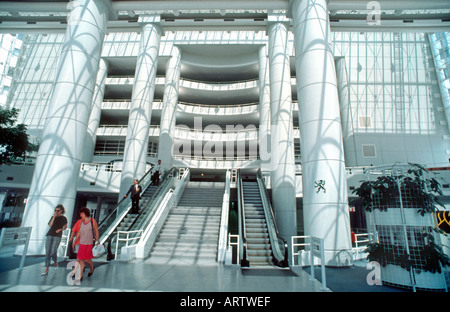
[0, 0, 449, 292]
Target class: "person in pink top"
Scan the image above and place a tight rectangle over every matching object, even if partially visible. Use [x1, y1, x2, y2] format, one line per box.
[73, 207, 99, 283]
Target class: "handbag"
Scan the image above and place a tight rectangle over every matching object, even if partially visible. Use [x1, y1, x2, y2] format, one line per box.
[92, 243, 105, 258]
[90, 218, 104, 257]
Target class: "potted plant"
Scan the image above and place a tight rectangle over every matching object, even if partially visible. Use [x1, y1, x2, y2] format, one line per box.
[352, 163, 449, 291]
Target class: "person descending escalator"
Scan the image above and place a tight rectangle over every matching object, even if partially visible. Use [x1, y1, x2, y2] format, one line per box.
[151, 160, 163, 186]
[123, 178, 142, 214]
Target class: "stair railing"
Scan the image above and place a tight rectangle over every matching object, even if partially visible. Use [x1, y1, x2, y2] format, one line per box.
[134, 168, 190, 259]
[98, 166, 155, 246]
[114, 230, 143, 259]
[104, 167, 180, 257]
[217, 169, 231, 263]
[237, 170, 249, 267]
[127, 168, 178, 230]
[256, 169, 289, 267]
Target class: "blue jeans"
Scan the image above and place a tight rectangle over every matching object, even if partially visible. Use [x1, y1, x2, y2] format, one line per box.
[45, 235, 61, 267]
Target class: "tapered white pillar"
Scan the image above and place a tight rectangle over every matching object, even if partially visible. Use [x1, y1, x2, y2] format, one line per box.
[335, 56, 357, 166]
[120, 16, 162, 200]
[258, 45, 271, 171]
[158, 45, 181, 171]
[83, 58, 109, 162]
[21, 0, 109, 255]
[267, 15, 297, 240]
[291, 0, 352, 266]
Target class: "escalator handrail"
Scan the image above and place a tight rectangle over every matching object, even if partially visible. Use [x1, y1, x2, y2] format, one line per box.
[98, 165, 155, 245]
[237, 170, 249, 267]
[217, 169, 231, 263]
[256, 169, 289, 267]
[126, 167, 178, 236]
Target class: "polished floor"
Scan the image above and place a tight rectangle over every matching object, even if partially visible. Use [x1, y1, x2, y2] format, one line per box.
[0, 246, 407, 293]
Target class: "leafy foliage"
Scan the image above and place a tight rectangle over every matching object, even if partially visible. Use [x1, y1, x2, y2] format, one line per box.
[351, 163, 444, 215]
[421, 232, 450, 274]
[364, 232, 450, 274]
[0, 107, 37, 164]
[356, 164, 449, 274]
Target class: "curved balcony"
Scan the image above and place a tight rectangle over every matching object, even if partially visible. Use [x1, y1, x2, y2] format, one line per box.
[102, 99, 132, 110]
[174, 124, 258, 142]
[96, 124, 300, 140]
[173, 155, 260, 170]
[177, 101, 258, 116]
[179, 78, 259, 104]
[96, 125, 161, 137]
[103, 75, 296, 108]
[96, 124, 263, 141]
[180, 78, 257, 91]
[102, 99, 164, 111]
[176, 101, 259, 128]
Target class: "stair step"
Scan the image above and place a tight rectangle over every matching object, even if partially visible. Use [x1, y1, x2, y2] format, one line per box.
[153, 241, 218, 248]
[160, 227, 220, 235]
[247, 249, 272, 256]
[247, 256, 273, 264]
[170, 216, 221, 221]
[164, 220, 220, 227]
[172, 206, 222, 214]
[158, 232, 219, 241]
[246, 232, 269, 239]
[147, 182, 224, 265]
[247, 237, 270, 244]
[246, 228, 268, 235]
[246, 222, 267, 228]
[152, 243, 217, 253]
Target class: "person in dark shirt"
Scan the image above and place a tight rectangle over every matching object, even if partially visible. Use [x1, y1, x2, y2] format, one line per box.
[41, 204, 67, 276]
[124, 179, 142, 214]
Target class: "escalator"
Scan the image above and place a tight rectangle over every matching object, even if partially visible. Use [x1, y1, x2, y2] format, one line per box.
[237, 170, 289, 267]
[97, 167, 179, 257]
[115, 185, 158, 232]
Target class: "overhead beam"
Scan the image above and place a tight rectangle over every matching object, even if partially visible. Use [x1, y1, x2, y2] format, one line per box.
[0, 0, 448, 34]
[0, 0, 449, 14]
[0, 18, 448, 34]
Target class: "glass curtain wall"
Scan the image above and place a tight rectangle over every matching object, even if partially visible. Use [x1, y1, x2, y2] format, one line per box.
[428, 32, 450, 132]
[332, 32, 441, 136]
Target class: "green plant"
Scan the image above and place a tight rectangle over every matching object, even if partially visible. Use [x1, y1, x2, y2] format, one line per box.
[351, 163, 444, 215]
[403, 164, 444, 215]
[365, 242, 410, 270]
[364, 232, 450, 274]
[0, 107, 38, 164]
[356, 163, 449, 275]
[421, 232, 450, 274]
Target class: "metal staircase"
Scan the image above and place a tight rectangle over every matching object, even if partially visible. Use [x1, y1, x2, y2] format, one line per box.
[147, 181, 225, 265]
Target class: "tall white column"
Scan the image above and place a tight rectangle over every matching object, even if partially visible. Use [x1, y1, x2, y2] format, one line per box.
[83, 58, 109, 162]
[267, 15, 297, 240]
[335, 56, 357, 166]
[158, 45, 181, 171]
[21, 0, 109, 254]
[258, 45, 271, 171]
[120, 16, 162, 199]
[291, 0, 352, 266]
